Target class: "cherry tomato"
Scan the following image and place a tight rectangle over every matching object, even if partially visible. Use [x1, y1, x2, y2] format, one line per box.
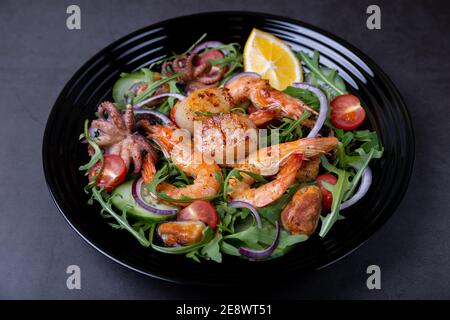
[316, 173, 337, 212]
[177, 200, 219, 230]
[169, 105, 177, 125]
[195, 49, 224, 66]
[88, 154, 127, 192]
[330, 94, 366, 130]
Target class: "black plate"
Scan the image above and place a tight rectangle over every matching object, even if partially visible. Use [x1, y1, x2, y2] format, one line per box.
[42, 12, 414, 285]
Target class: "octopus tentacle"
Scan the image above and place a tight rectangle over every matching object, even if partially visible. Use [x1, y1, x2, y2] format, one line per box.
[173, 55, 195, 83]
[97, 101, 127, 132]
[193, 62, 211, 78]
[196, 66, 227, 84]
[124, 105, 135, 133]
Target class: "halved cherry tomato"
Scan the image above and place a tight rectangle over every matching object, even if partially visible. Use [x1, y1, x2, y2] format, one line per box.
[195, 49, 224, 66]
[88, 154, 127, 192]
[330, 94, 366, 130]
[169, 104, 177, 125]
[177, 200, 219, 230]
[316, 173, 337, 212]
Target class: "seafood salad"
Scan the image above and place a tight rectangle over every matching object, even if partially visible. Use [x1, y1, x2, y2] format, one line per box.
[80, 29, 383, 262]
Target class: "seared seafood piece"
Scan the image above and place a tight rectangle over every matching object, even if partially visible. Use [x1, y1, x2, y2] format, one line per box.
[194, 112, 257, 164]
[91, 101, 156, 173]
[172, 75, 317, 133]
[139, 120, 222, 203]
[225, 75, 318, 125]
[172, 87, 234, 133]
[158, 221, 205, 246]
[232, 137, 338, 176]
[228, 154, 303, 208]
[296, 157, 321, 182]
[281, 185, 322, 236]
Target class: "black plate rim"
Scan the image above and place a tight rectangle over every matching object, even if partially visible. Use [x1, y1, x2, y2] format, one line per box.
[42, 10, 415, 285]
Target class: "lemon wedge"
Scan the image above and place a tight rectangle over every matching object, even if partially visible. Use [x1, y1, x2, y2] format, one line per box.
[243, 28, 303, 90]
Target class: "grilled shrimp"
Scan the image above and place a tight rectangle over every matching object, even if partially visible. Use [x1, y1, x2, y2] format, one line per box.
[172, 75, 317, 133]
[232, 137, 338, 176]
[139, 120, 221, 204]
[228, 154, 303, 208]
[224, 75, 318, 126]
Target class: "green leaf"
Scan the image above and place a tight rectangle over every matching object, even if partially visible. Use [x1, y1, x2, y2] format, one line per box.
[91, 188, 150, 247]
[283, 86, 320, 110]
[79, 119, 104, 178]
[298, 50, 347, 100]
[318, 157, 352, 237]
[168, 80, 181, 107]
[201, 233, 223, 263]
[185, 250, 201, 263]
[278, 230, 308, 249]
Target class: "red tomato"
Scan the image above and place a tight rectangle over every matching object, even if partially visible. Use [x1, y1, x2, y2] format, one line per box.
[316, 173, 337, 212]
[330, 94, 366, 130]
[195, 49, 224, 66]
[88, 154, 127, 192]
[177, 200, 219, 231]
[169, 104, 177, 125]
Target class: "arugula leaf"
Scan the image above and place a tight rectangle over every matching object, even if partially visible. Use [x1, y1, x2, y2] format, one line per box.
[79, 119, 104, 180]
[318, 156, 352, 237]
[283, 86, 320, 110]
[298, 50, 347, 100]
[200, 233, 223, 263]
[91, 188, 150, 247]
[168, 80, 181, 108]
[185, 250, 202, 263]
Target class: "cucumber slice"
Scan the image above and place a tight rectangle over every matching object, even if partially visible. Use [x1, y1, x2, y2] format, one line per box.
[111, 180, 178, 222]
[112, 70, 147, 108]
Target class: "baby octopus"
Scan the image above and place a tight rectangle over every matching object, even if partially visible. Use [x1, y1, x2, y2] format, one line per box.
[90, 101, 157, 173]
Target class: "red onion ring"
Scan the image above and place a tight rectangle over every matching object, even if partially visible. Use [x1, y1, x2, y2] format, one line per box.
[191, 41, 225, 54]
[134, 109, 173, 125]
[227, 201, 262, 228]
[291, 83, 328, 138]
[239, 221, 281, 261]
[131, 177, 178, 215]
[340, 166, 372, 210]
[132, 93, 186, 110]
[223, 72, 261, 87]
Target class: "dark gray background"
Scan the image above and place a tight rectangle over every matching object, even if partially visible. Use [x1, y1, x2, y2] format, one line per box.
[1, 0, 449, 299]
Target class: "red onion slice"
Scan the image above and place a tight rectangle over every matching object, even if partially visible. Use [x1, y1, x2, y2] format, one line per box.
[227, 201, 262, 228]
[191, 41, 225, 54]
[239, 221, 281, 261]
[134, 109, 173, 125]
[223, 72, 261, 87]
[291, 83, 328, 138]
[340, 166, 372, 210]
[131, 177, 178, 215]
[132, 93, 186, 110]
